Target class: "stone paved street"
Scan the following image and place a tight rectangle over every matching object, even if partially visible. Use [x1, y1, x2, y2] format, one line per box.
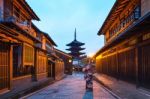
[22, 72, 116, 99]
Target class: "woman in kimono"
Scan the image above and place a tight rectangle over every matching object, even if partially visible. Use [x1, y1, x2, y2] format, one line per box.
[83, 64, 94, 91]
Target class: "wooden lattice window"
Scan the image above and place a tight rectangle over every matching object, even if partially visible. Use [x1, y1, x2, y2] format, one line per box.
[37, 55, 47, 74]
[23, 44, 34, 66]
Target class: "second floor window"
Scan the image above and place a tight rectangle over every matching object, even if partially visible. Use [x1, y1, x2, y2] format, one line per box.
[23, 44, 34, 66]
[134, 6, 141, 20]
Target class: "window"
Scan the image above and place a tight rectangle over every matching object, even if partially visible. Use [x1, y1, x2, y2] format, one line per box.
[23, 44, 34, 66]
[37, 55, 47, 74]
[13, 45, 34, 77]
[107, 5, 141, 41]
[134, 6, 141, 19]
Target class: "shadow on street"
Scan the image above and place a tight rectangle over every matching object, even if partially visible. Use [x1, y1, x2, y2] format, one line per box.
[83, 91, 93, 99]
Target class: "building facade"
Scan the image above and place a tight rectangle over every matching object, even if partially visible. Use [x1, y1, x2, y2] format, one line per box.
[95, 0, 150, 89]
[0, 0, 64, 95]
[55, 49, 73, 74]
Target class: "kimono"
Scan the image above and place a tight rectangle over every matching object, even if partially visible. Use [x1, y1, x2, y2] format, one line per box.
[83, 65, 94, 91]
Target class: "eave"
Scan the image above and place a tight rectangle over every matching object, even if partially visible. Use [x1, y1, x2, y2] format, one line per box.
[1, 22, 41, 43]
[66, 40, 85, 46]
[66, 47, 85, 51]
[55, 48, 72, 58]
[41, 32, 57, 47]
[94, 12, 150, 58]
[0, 24, 20, 43]
[18, 0, 40, 21]
[98, 0, 130, 35]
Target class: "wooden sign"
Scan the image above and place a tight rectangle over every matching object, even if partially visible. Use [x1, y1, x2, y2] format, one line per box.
[143, 33, 150, 41]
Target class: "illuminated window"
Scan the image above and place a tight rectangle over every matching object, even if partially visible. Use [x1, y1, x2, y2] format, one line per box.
[37, 55, 47, 74]
[13, 44, 34, 77]
[24, 44, 34, 66]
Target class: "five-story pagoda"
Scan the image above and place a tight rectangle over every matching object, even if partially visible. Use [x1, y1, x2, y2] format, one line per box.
[66, 28, 85, 60]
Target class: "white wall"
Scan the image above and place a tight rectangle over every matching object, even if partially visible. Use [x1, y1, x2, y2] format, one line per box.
[141, 0, 150, 17]
[0, 0, 4, 20]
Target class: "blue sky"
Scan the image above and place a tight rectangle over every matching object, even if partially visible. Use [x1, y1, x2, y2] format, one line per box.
[27, 0, 115, 56]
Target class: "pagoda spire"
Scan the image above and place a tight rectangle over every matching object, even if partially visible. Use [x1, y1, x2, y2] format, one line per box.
[66, 28, 85, 58]
[74, 28, 77, 41]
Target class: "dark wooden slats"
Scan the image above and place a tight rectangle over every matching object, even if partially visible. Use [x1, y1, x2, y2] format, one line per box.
[0, 43, 9, 90]
[118, 49, 136, 82]
[139, 45, 150, 88]
[96, 48, 136, 83]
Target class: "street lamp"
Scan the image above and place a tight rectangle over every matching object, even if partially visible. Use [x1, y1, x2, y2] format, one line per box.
[69, 59, 72, 63]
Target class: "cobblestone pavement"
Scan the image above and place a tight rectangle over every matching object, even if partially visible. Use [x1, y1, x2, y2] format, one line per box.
[22, 72, 116, 99]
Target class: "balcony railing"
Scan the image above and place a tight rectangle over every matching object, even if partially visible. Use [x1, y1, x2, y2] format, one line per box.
[0, 6, 37, 38]
[46, 44, 54, 53]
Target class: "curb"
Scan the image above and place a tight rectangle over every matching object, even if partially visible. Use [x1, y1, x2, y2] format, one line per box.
[20, 75, 67, 99]
[20, 80, 56, 99]
[5, 79, 55, 99]
[94, 76, 121, 99]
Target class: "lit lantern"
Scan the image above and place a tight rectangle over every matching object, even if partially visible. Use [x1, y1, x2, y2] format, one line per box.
[69, 59, 72, 63]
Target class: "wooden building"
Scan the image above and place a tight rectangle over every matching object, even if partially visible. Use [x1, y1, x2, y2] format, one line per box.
[33, 28, 57, 81]
[0, 0, 64, 95]
[40, 33, 65, 80]
[95, 0, 150, 89]
[0, 0, 40, 93]
[55, 49, 73, 75]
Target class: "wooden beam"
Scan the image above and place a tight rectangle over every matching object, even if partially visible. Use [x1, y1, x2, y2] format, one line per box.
[135, 47, 140, 87]
[0, 33, 19, 43]
[120, 0, 129, 5]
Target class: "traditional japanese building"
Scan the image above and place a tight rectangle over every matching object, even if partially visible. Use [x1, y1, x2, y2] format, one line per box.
[66, 28, 85, 61]
[34, 28, 58, 81]
[55, 48, 73, 74]
[0, 0, 40, 94]
[0, 0, 64, 97]
[95, 0, 150, 89]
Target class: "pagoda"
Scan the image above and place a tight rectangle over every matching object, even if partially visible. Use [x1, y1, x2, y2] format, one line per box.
[66, 28, 85, 59]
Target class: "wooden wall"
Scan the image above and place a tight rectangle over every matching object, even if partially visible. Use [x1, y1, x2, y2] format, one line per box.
[96, 30, 150, 88]
[55, 60, 64, 80]
[0, 43, 10, 91]
[139, 43, 150, 88]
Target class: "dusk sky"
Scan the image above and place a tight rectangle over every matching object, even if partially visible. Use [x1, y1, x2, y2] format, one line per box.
[27, 0, 116, 56]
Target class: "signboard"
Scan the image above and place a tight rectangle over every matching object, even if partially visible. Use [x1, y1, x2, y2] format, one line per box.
[143, 33, 150, 41]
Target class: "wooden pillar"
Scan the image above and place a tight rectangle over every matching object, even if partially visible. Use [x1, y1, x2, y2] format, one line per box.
[135, 46, 140, 88]
[9, 45, 13, 89]
[33, 48, 37, 81]
[116, 52, 120, 80]
[106, 56, 108, 75]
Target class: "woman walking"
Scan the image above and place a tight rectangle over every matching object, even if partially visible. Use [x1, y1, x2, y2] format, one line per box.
[83, 64, 94, 91]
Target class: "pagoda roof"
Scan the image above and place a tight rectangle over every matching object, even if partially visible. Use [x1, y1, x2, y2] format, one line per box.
[69, 52, 85, 55]
[66, 47, 85, 51]
[66, 28, 85, 46]
[66, 40, 85, 46]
